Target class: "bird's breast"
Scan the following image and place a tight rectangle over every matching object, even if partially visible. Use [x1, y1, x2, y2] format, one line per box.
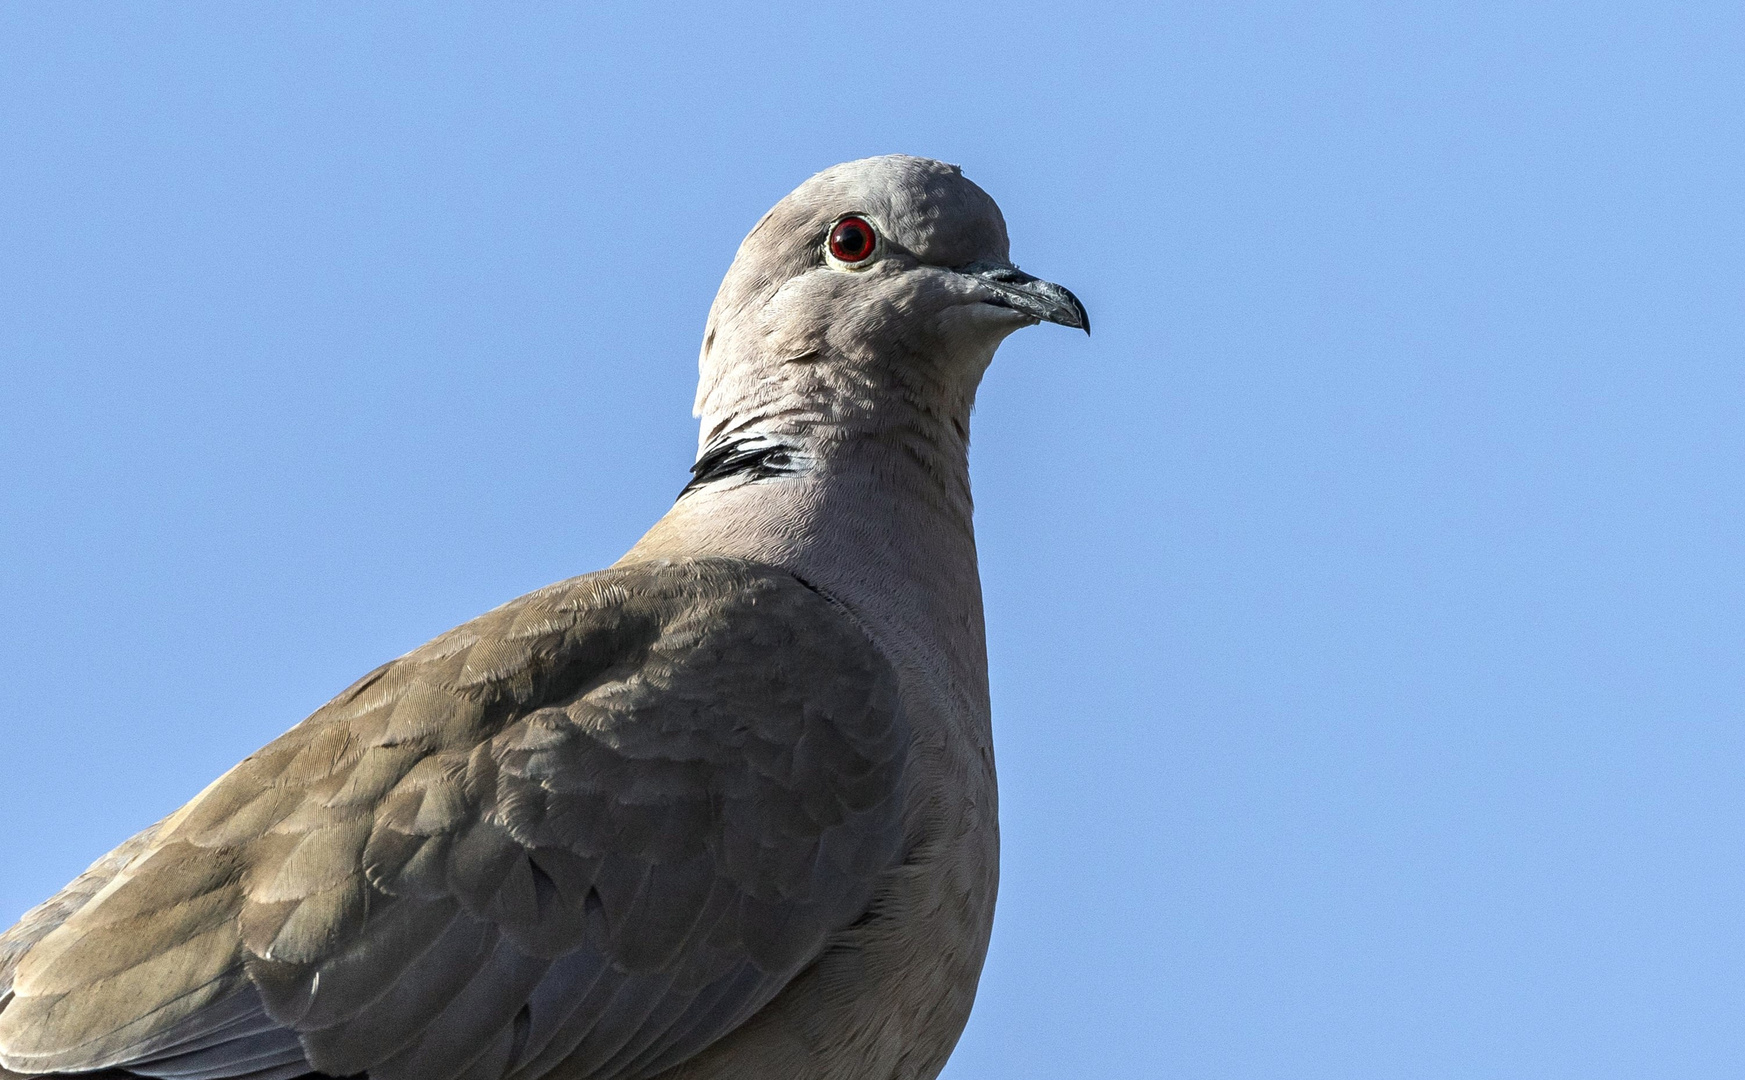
[650, 655, 999, 1080]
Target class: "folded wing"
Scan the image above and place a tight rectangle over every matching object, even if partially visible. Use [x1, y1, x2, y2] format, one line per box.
[0, 558, 907, 1080]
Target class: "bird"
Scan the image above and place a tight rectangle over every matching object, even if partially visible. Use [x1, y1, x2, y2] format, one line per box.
[0, 154, 1088, 1080]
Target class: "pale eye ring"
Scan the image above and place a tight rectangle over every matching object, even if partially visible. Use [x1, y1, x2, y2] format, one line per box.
[827, 217, 878, 264]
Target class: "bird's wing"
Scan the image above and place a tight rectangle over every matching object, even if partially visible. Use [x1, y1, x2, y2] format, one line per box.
[0, 821, 167, 1002]
[0, 558, 908, 1080]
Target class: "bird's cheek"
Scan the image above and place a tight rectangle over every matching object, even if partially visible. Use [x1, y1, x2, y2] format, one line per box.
[756, 285, 831, 362]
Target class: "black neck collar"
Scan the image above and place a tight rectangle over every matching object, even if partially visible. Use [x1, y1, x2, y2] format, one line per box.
[681, 435, 805, 496]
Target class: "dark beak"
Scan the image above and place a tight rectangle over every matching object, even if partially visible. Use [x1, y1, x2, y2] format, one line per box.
[956, 260, 1090, 334]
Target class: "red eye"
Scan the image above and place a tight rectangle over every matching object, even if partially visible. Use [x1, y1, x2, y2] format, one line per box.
[828, 217, 877, 263]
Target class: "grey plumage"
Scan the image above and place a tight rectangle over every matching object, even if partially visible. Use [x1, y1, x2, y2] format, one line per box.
[0, 154, 1085, 1080]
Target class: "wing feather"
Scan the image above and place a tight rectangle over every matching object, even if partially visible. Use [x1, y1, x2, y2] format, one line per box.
[365, 935, 548, 1080]
[0, 558, 907, 1080]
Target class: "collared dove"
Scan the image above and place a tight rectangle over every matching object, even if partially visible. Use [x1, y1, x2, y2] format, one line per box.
[0, 154, 1088, 1080]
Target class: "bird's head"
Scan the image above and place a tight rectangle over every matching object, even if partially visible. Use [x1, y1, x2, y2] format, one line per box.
[696, 155, 1087, 444]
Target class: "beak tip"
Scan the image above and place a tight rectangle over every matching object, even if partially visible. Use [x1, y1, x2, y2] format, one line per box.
[1067, 292, 1090, 335]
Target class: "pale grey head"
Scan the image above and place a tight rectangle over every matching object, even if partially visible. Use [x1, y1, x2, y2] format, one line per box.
[693, 155, 1087, 454]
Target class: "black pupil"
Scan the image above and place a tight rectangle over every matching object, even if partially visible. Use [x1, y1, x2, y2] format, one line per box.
[836, 223, 868, 257]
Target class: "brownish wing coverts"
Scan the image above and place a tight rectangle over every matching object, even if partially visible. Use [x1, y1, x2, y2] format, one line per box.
[0, 558, 907, 1080]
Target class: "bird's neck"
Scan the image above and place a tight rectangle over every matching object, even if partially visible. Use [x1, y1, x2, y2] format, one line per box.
[620, 421, 989, 712]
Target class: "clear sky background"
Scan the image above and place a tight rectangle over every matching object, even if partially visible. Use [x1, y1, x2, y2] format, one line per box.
[2, 4, 1742, 1078]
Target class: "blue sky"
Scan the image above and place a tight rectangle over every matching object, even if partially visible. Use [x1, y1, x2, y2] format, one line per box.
[2, 4, 1742, 1077]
